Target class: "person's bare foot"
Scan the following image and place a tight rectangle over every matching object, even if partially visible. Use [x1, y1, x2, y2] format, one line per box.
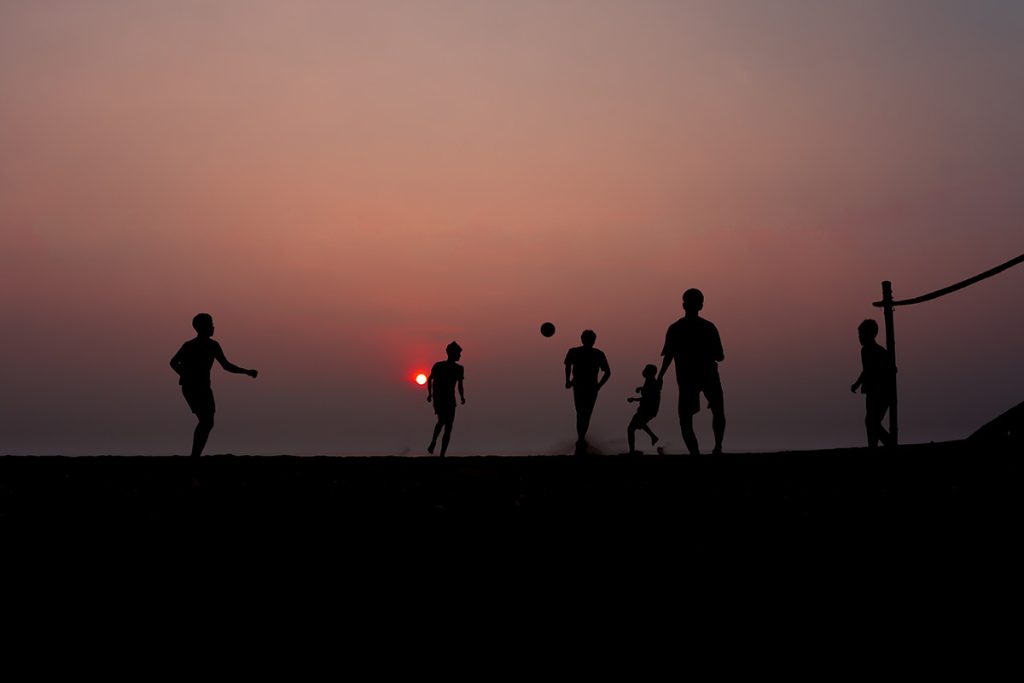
[427, 442, 436, 454]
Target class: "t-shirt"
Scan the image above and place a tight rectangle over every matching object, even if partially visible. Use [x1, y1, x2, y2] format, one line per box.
[172, 338, 224, 388]
[860, 342, 895, 396]
[564, 346, 610, 389]
[638, 378, 661, 415]
[661, 316, 724, 383]
[430, 360, 464, 407]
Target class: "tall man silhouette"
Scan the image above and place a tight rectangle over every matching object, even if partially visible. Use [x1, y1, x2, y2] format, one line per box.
[565, 329, 611, 454]
[657, 289, 725, 455]
[170, 313, 258, 458]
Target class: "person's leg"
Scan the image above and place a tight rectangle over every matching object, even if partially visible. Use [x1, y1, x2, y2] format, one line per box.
[191, 412, 214, 458]
[680, 413, 699, 455]
[678, 389, 700, 455]
[574, 388, 597, 448]
[439, 418, 454, 457]
[428, 419, 444, 454]
[865, 395, 889, 447]
[706, 380, 726, 454]
[641, 424, 659, 446]
[627, 413, 641, 454]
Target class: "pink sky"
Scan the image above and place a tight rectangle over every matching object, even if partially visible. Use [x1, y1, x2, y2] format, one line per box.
[2, 1, 1022, 454]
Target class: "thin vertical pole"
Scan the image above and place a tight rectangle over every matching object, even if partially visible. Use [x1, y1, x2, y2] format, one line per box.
[881, 281, 898, 445]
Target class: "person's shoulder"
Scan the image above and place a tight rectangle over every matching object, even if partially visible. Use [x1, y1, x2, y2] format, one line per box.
[698, 316, 718, 329]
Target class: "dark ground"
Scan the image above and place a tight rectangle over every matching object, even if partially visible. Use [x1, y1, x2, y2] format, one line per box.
[2, 442, 1018, 558]
[3, 442, 1021, 628]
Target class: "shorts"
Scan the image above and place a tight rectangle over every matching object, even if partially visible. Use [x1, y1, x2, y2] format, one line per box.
[628, 411, 655, 430]
[433, 401, 456, 423]
[678, 373, 724, 417]
[573, 385, 598, 416]
[182, 385, 216, 416]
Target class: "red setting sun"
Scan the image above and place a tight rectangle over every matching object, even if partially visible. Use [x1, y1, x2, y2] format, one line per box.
[415, 373, 428, 386]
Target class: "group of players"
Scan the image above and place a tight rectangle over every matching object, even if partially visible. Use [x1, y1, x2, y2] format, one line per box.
[170, 288, 895, 458]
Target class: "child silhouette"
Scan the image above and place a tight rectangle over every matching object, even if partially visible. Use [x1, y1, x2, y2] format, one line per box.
[627, 364, 662, 455]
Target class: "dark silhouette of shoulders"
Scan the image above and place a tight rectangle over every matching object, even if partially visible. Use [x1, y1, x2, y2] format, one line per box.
[172, 337, 225, 386]
[662, 317, 724, 366]
[565, 345, 610, 386]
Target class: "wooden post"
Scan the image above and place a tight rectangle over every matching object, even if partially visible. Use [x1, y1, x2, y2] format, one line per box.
[881, 281, 898, 445]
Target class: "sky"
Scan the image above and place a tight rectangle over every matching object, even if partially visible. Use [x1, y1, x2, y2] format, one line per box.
[2, 0, 1022, 455]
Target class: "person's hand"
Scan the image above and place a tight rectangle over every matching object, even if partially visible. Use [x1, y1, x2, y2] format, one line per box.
[460, 397, 466, 405]
[635, 387, 642, 394]
[627, 397, 636, 403]
[850, 383, 858, 393]
[427, 395, 432, 403]
[248, 369, 258, 378]
[565, 380, 573, 389]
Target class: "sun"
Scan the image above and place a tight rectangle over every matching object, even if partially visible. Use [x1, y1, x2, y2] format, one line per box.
[415, 373, 427, 385]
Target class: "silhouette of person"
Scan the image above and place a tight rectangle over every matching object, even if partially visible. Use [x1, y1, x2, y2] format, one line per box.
[657, 289, 725, 455]
[169, 313, 258, 458]
[427, 341, 465, 457]
[564, 330, 611, 454]
[627, 364, 661, 455]
[851, 319, 895, 448]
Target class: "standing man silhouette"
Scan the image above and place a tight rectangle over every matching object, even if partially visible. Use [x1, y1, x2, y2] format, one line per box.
[565, 329, 611, 455]
[657, 289, 725, 455]
[170, 313, 258, 458]
[427, 341, 465, 458]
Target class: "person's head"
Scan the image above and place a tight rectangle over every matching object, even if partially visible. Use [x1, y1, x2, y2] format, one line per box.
[682, 288, 704, 315]
[446, 340, 463, 361]
[858, 319, 879, 346]
[192, 313, 214, 338]
[642, 364, 658, 379]
[580, 330, 597, 347]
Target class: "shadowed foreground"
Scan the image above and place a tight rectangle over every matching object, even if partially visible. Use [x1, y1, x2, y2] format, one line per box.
[2, 442, 1019, 565]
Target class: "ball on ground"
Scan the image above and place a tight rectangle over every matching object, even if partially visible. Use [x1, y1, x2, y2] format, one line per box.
[540, 322, 556, 337]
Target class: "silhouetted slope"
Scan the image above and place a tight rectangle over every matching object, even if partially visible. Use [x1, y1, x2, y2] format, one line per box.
[970, 400, 1024, 446]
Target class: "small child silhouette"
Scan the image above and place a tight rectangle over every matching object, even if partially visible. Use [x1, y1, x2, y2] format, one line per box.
[851, 319, 895, 448]
[627, 364, 662, 454]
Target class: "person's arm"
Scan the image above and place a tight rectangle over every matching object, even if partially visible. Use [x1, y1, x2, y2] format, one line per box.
[657, 329, 673, 382]
[713, 326, 725, 363]
[426, 369, 434, 402]
[657, 355, 672, 383]
[458, 378, 465, 405]
[596, 354, 611, 391]
[169, 346, 184, 377]
[851, 348, 866, 392]
[214, 343, 257, 378]
[564, 352, 573, 389]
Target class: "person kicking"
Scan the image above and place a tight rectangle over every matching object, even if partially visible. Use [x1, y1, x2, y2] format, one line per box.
[170, 313, 258, 458]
